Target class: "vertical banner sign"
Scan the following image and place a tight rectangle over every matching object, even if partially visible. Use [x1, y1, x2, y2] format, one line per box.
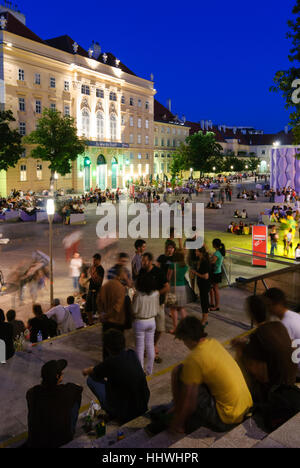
[130, 185, 135, 197]
[252, 225, 268, 267]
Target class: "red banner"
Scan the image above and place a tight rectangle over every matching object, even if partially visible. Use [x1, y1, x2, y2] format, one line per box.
[252, 225, 268, 267]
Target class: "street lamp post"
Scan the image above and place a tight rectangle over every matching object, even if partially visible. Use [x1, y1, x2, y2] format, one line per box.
[47, 199, 55, 306]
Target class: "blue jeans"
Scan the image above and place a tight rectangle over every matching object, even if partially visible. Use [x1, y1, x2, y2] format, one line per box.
[87, 376, 115, 416]
[71, 401, 80, 435]
[270, 242, 277, 256]
[72, 277, 79, 290]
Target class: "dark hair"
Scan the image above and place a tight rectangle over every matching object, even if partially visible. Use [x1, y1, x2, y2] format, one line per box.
[246, 295, 268, 324]
[173, 249, 186, 267]
[114, 264, 124, 278]
[212, 238, 226, 257]
[118, 252, 129, 259]
[197, 246, 210, 264]
[6, 309, 16, 322]
[67, 296, 75, 305]
[103, 329, 126, 356]
[134, 239, 146, 250]
[0, 309, 4, 322]
[142, 252, 153, 262]
[263, 288, 287, 308]
[33, 304, 43, 317]
[175, 316, 207, 342]
[136, 274, 157, 295]
[93, 253, 101, 260]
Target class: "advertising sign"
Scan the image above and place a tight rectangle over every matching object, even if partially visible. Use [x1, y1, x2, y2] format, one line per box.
[252, 225, 268, 267]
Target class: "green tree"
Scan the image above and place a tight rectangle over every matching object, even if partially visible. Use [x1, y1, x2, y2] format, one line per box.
[246, 158, 259, 172]
[184, 131, 223, 176]
[0, 110, 24, 171]
[25, 108, 85, 191]
[270, 0, 300, 143]
[170, 143, 189, 178]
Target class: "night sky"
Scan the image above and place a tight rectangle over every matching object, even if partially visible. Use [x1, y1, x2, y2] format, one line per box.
[19, 0, 296, 133]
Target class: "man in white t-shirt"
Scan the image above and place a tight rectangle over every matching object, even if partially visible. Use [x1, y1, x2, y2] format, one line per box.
[264, 288, 300, 377]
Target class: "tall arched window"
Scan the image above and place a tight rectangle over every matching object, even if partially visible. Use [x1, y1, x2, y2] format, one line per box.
[96, 112, 104, 140]
[110, 114, 117, 141]
[81, 109, 90, 138]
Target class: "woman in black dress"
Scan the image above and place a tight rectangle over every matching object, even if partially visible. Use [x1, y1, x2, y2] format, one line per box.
[190, 247, 211, 327]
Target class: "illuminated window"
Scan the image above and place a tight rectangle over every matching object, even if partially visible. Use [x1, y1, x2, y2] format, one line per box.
[137, 134, 141, 144]
[19, 122, 26, 135]
[145, 120, 149, 129]
[145, 135, 149, 145]
[19, 97, 25, 111]
[96, 112, 104, 139]
[130, 116, 134, 127]
[35, 100, 42, 114]
[20, 164, 27, 181]
[18, 69, 24, 81]
[34, 73, 40, 85]
[110, 114, 117, 140]
[81, 85, 90, 95]
[96, 88, 104, 98]
[82, 109, 90, 137]
[129, 134, 134, 143]
[138, 118, 142, 128]
[36, 163, 42, 180]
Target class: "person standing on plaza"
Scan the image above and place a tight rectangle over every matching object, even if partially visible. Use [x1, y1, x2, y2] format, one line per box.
[86, 253, 104, 325]
[69, 252, 83, 292]
[138, 252, 170, 364]
[190, 247, 211, 327]
[209, 239, 225, 311]
[132, 239, 146, 282]
[132, 274, 159, 375]
[270, 226, 279, 257]
[167, 250, 188, 334]
[97, 265, 127, 358]
[107, 252, 132, 288]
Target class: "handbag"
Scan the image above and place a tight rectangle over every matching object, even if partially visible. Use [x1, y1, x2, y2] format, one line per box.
[165, 264, 177, 307]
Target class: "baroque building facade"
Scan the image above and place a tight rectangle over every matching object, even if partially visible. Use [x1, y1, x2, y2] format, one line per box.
[0, 8, 155, 196]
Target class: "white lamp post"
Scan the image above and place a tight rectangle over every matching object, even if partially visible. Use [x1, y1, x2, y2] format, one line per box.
[47, 199, 55, 305]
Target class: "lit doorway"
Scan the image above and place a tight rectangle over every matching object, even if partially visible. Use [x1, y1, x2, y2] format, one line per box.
[97, 154, 107, 190]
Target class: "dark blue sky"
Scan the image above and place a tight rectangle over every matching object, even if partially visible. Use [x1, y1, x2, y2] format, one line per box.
[21, 0, 296, 133]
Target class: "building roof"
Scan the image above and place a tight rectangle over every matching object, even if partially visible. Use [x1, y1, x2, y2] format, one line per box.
[1, 11, 44, 44]
[45, 35, 89, 58]
[2, 11, 138, 78]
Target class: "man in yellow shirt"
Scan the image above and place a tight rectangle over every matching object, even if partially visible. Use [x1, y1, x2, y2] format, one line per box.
[170, 317, 253, 434]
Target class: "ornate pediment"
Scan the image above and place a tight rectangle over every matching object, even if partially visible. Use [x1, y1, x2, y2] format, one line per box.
[95, 101, 104, 112]
[109, 103, 117, 115]
[81, 98, 90, 111]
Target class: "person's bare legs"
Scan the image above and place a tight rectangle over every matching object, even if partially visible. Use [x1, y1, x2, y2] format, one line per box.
[169, 307, 178, 333]
[210, 284, 220, 310]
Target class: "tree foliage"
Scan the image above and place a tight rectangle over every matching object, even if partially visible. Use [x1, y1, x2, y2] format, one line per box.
[270, 1, 300, 143]
[0, 110, 24, 171]
[170, 143, 189, 178]
[24, 108, 85, 177]
[183, 131, 223, 175]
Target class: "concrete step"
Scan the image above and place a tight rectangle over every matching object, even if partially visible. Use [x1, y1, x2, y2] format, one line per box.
[210, 418, 267, 448]
[139, 429, 184, 448]
[170, 426, 223, 448]
[112, 428, 151, 448]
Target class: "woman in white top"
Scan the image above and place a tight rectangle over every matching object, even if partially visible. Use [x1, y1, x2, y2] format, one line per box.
[69, 252, 83, 291]
[132, 275, 159, 375]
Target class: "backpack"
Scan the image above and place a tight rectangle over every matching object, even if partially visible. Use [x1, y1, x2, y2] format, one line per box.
[254, 384, 300, 432]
